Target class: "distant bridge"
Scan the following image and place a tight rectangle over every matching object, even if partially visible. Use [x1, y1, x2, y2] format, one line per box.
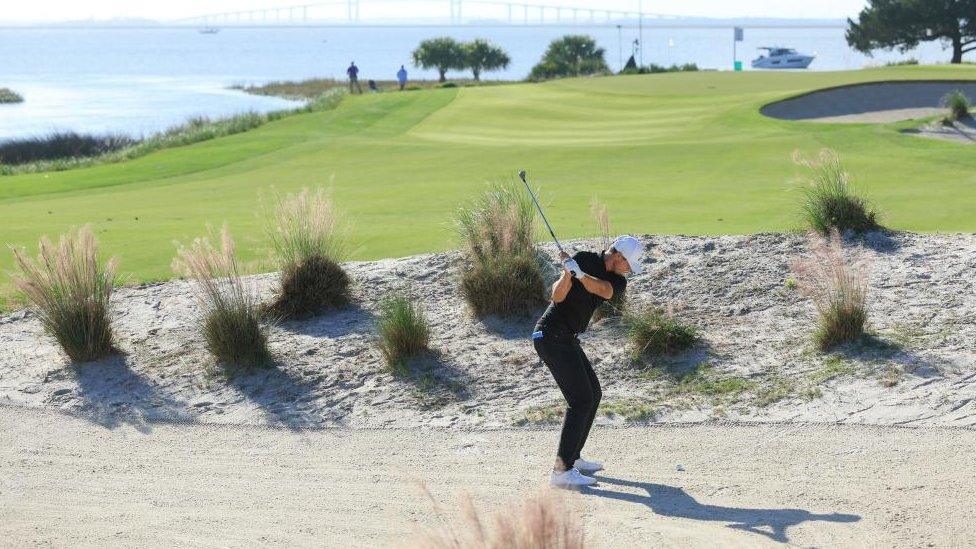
[174, 0, 696, 27]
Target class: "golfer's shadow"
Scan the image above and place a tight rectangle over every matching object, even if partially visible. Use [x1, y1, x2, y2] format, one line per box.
[582, 475, 860, 543]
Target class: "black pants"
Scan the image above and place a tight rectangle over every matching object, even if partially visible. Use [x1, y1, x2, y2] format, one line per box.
[533, 336, 602, 470]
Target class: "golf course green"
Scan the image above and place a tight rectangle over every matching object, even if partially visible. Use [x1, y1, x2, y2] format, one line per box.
[2, 65, 976, 307]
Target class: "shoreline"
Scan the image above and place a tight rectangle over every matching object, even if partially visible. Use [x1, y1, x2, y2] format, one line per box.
[0, 89, 340, 176]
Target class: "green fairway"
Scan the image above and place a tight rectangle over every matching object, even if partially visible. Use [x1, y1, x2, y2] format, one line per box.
[2, 65, 976, 305]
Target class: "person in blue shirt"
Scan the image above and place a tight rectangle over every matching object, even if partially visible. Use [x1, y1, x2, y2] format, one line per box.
[397, 65, 408, 91]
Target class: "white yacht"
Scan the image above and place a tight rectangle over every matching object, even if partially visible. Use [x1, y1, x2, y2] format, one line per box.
[751, 47, 815, 69]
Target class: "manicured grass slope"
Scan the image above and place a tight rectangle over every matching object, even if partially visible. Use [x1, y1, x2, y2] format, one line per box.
[2, 65, 976, 306]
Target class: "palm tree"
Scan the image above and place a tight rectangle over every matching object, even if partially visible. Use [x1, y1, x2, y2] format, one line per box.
[412, 37, 466, 83]
[529, 35, 609, 81]
[464, 39, 511, 81]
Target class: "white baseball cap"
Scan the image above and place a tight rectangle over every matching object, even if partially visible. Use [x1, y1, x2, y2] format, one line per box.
[611, 235, 643, 274]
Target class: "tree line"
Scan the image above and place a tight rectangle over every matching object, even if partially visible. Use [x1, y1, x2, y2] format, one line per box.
[413, 0, 976, 85]
[412, 35, 611, 83]
[412, 38, 511, 82]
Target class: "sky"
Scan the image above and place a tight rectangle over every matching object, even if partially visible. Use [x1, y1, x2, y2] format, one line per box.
[0, 0, 869, 23]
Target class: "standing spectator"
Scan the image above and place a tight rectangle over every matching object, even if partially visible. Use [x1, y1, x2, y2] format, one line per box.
[397, 65, 408, 91]
[347, 61, 362, 94]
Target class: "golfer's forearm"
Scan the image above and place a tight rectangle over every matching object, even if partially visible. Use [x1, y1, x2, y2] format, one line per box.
[551, 274, 572, 303]
[579, 275, 613, 300]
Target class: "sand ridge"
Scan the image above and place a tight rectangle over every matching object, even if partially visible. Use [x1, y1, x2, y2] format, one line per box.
[1, 232, 974, 431]
[761, 80, 976, 123]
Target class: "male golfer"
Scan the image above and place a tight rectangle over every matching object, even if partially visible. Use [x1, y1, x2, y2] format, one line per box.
[533, 235, 643, 488]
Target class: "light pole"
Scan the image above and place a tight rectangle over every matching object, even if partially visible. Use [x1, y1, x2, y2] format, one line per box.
[637, 0, 644, 68]
[617, 24, 623, 71]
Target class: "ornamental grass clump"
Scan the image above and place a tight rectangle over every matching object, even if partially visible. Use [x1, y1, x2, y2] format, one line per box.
[456, 183, 545, 317]
[377, 293, 431, 372]
[794, 149, 879, 235]
[790, 229, 868, 351]
[943, 90, 971, 122]
[412, 489, 585, 549]
[266, 187, 350, 319]
[590, 198, 625, 322]
[622, 303, 696, 359]
[10, 225, 117, 362]
[173, 225, 272, 371]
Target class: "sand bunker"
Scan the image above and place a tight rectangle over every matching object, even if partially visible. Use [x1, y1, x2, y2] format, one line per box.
[905, 117, 976, 144]
[2, 233, 975, 431]
[761, 81, 976, 123]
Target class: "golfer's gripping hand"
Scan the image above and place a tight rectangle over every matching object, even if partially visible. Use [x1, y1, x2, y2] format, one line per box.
[563, 258, 582, 278]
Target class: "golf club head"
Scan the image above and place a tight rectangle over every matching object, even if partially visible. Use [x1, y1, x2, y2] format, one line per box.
[518, 169, 527, 182]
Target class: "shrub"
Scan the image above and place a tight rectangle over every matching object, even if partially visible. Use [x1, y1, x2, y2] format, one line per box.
[646, 63, 700, 73]
[790, 229, 868, 351]
[173, 225, 272, 371]
[412, 490, 585, 549]
[0, 131, 136, 165]
[0, 87, 23, 103]
[377, 293, 431, 371]
[460, 255, 547, 317]
[794, 149, 880, 235]
[529, 35, 609, 80]
[884, 59, 918, 66]
[943, 90, 971, 121]
[622, 304, 696, 359]
[456, 183, 545, 317]
[265, 187, 350, 319]
[10, 225, 117, 362]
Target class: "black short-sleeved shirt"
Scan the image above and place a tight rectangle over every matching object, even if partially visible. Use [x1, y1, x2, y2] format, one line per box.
[534, 251, 627, 337]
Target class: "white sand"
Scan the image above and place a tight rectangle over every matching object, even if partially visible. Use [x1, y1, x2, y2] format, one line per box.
[2, 404, 974, 548]
[761, 81, 976, 123]
[906, 117, 976, 144]
[1, 232, 975, 431]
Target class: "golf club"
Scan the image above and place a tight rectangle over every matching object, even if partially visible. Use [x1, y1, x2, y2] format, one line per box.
[518, 169, 576, 276]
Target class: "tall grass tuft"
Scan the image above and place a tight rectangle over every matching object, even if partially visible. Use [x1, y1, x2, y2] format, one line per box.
[456, 183, 545, 317]
[943, 90, 971, 122]
[0, 132, 136, 165]
[589, 198, 625, 322]
[413, 489, 585, 549]
[265, 187, 350, 319]
[622, 303, 696, 359]
[10, 225, 117, 362]
[790, 229, 868, 351]
[377, 293, 431, 371]
[173, 225, 272, 371]
[794, 149, 879, 235]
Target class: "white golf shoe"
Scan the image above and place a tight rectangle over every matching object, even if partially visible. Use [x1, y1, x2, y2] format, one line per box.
[550, 468, 597, 488]
[574, 457, 604, 475]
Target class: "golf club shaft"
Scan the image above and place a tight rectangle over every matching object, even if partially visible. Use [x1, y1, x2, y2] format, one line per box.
[518, 170, 564, 254]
